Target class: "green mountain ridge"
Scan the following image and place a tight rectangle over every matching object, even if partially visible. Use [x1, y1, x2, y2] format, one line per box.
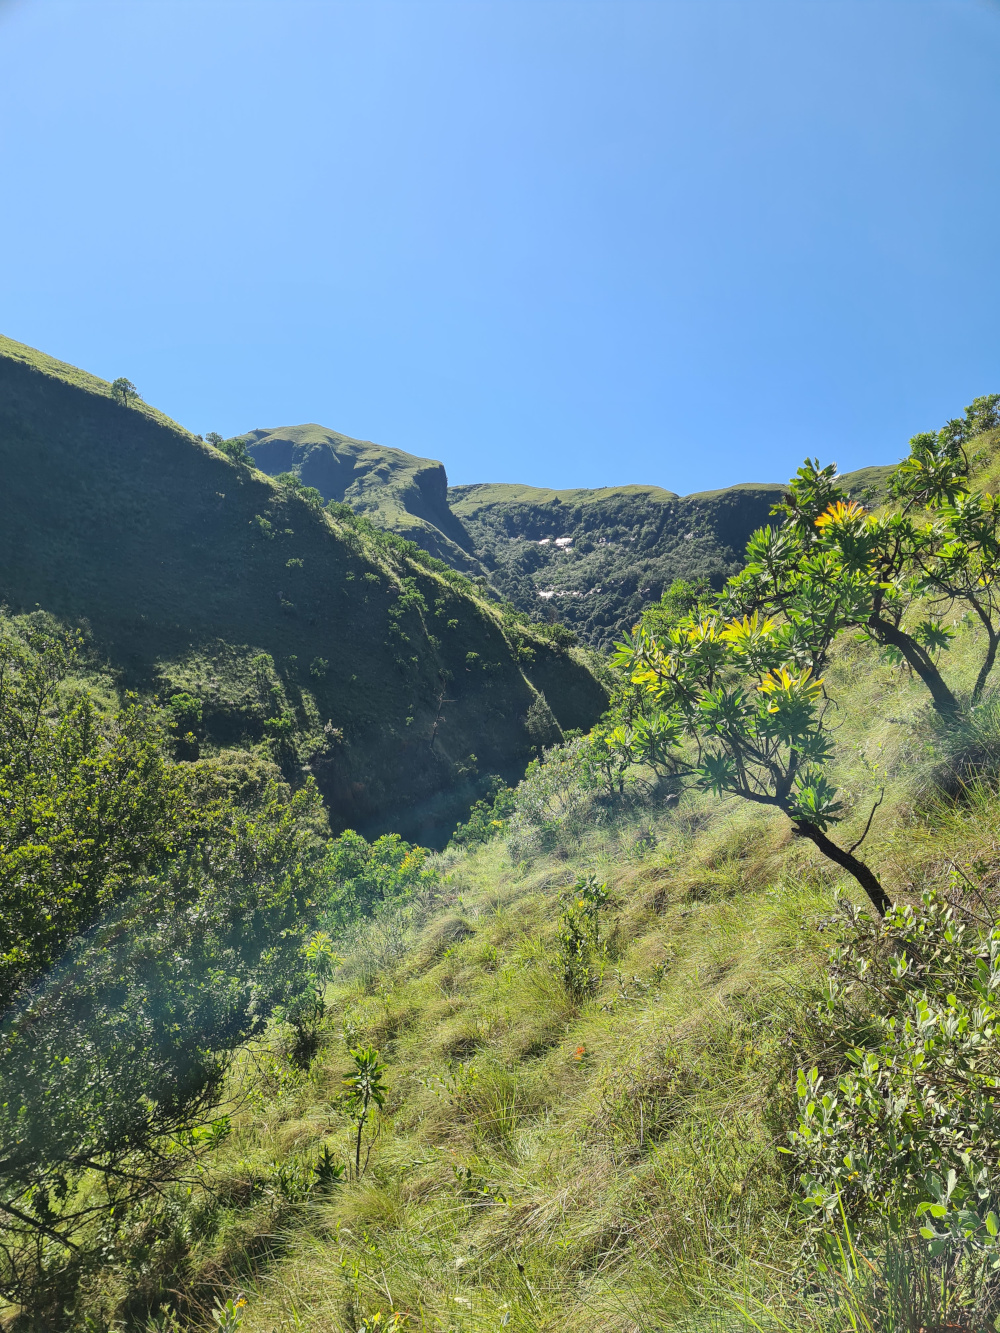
[245, 422, 895, 650]
[245, 423, 482, 573]
[450, 468, 894, 647]
[450, 478, 786, 648]
[0, 335, 607, 844]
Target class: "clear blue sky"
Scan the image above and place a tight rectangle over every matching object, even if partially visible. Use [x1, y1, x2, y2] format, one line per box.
[1, 0, 998, 493]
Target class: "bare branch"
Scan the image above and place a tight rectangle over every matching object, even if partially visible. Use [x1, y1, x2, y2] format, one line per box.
[846, 788, 885, 855]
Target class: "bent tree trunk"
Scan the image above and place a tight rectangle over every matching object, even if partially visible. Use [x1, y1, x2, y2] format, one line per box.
[971, 618, 1000, 704]
[792, 818, 892, 916]
[868, 615, 961, 720]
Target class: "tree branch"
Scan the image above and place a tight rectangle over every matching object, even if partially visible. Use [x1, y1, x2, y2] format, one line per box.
[791, 819, 891, 916]
[846, 789, 884, 855]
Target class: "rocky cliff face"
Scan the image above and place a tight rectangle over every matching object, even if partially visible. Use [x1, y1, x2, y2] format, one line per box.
[242, 429, 811, 648]
[449, 481, 788, 648]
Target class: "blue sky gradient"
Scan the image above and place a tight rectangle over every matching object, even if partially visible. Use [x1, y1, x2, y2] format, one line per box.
[1, 0, 998, 492]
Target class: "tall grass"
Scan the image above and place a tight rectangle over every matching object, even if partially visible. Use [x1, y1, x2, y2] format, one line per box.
[46, 616, 1000, 1333]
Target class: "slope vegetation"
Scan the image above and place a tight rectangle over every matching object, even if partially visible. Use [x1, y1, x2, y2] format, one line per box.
[0, 337, 606, 843]
[450, 480, 785, 648]
[451, 465, 896, 650]
[6, 371, 996, 1331]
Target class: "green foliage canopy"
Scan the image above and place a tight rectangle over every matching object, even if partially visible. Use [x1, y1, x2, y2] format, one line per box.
[448, 780, 517, 849]
[0, 622, 329, 1294]
[110, 377, 138, 407]
[788, 888, 1000, 1302]
[616, 604, 890, 912]
[216, 434, 254, 466]
[609, 395, 1000, 914]
[0, 626, 191, 1008]
[322, 830, 435, 930]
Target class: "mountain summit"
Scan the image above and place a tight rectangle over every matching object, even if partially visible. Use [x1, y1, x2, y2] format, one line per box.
[244, 421, 860, 649]
[246, 424, 481, 573]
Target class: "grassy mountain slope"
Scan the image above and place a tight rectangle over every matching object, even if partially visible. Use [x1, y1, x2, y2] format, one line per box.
[68, 544, 1000, 1332]
[242, 421, 899, 652]
[245, 425, 482, 573]
[0, 337, 607, 843]
[10, 365, 997, 1329]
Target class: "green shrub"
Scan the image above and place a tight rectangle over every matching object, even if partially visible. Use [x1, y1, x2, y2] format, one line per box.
[110, 376, 138, 407]
[557, 874, 610, 999]
[0, 623, 328, 1298]
[342, 1046, 388, 1177]
[448, 780, 517, 848]
[215, 435, 253, 466]
[167, 689, 202, 758]
[323, 829, 435, 930]
[273, 471, 324, 508]
[640, 575, 714, 638]
[787, 887, 1000, 1315]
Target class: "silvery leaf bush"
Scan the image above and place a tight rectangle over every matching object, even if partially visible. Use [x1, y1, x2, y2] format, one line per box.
[505, 739, 590, 859]
[788, 887, 1000, 1282]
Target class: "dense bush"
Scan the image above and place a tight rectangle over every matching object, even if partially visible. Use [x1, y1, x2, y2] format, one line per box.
[273, 471, 325, 508]
[0, 626, 191, 1009]
[0, 613, 455, 1306]
[448, 780, 517, 849]
[213, 433, 254, 466]
[503, 738, 592, 858]
[0, 620, 329, 1299]
[322, 829, 436, 930]
[788, 887, 1000, 1317]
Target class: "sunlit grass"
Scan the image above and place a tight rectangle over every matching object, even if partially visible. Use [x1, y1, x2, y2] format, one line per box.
[61, 608, 1000, 1332]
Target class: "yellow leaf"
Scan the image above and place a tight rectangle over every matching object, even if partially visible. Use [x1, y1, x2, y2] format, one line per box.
[814, 499, 866, 530]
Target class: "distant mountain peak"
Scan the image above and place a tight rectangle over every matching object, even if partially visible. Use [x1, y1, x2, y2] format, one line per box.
[245, 424, 481, 571]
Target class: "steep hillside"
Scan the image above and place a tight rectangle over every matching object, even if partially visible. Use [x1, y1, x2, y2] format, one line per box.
[0, 336, 607, 843]
[5, 350, 996, 1330]
[240, 423, 897, 651]
[65, 558, 1000, 1333]
[449, 480, 785, 648]
[244, 433, 789, 646]
[244, 424, 482, 573]
[449, 462, 897, 649]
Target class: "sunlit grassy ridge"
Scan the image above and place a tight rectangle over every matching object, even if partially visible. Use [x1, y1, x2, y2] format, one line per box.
[0, 334, 191, 435]
[244, 425, 482, 575]
[226, 406, 901, 654]
[59, 586, 1000, 1331]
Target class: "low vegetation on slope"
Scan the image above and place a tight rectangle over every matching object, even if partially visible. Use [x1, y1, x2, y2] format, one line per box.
[235, 427, 796, 647]
[224, 409, 898, 652]
[450, 465, 897, 652]
[449, 481, 785, 649]
[37, 582, 1000, 1333]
